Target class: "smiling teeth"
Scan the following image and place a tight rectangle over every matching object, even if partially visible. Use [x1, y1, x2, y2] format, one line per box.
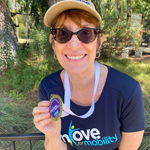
[67, 55, 85, 60]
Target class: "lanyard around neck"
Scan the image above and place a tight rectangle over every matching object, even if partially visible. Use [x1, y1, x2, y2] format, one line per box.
[61, 61, 100, 119]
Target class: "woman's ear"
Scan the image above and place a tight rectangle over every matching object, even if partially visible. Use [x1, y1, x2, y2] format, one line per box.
[49, 34, 55, 49]
[49, 34, 53, 44]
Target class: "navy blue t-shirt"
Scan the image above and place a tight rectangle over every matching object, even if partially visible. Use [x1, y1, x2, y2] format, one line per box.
[39, 66, 146, 150]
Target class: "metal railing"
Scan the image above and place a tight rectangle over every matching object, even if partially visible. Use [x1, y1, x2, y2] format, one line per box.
[0, 131, 150, 150]
[0, 133, 44, 150]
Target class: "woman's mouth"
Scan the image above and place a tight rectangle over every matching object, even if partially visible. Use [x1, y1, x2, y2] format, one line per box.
[65, 54, 86, 60]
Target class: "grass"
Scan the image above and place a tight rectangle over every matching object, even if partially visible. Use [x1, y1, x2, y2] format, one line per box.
[0, 56, 150, 149]
[0, 93, 44, 150]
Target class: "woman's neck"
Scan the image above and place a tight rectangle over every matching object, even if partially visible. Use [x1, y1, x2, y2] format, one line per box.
[67, 64, 95, 93]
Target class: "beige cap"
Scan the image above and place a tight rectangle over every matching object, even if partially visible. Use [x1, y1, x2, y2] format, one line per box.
[44, 0, 101, 28]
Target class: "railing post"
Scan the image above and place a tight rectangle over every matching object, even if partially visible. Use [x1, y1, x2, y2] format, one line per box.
[11, 141, 15, 150]
[28, 140, 32, 150]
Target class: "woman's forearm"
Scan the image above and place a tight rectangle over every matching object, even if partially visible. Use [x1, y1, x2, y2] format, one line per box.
[44, 135, 67, 150]
[118, 131, 144, 150]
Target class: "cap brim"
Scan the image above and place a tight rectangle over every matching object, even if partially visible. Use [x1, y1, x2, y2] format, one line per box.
[44, 1, 101, 28]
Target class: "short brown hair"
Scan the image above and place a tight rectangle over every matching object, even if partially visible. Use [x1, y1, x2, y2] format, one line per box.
[51, 9, 101, 30]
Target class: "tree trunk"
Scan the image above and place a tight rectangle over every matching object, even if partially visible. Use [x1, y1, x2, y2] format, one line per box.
[127, 0, 131, 14]
[0, 1, 17, 67]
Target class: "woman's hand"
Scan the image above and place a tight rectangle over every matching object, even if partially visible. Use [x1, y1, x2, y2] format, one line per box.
[32, 101, 61, 138]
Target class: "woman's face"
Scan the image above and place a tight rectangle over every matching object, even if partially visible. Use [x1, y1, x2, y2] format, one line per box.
[50, 17, 103, 74]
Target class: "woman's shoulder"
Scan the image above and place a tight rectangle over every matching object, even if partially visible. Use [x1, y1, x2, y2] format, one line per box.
[40, 69, 63, 89]
[107, 65, 137, 82]
[106, 65, 140, 100]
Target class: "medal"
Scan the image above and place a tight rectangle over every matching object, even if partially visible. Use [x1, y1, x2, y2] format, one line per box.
[49, 94, 63, 121]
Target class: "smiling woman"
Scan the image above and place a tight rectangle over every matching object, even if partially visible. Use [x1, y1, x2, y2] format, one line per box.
[50, 16, 102, 74]
[32, 0, 147, 150]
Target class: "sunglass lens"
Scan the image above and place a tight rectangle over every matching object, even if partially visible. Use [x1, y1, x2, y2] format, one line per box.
[78, 29, 96, 43]
[55, 29, 71, 43]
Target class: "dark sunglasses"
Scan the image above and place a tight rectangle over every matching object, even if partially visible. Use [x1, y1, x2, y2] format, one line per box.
[50, 28, 102, 44]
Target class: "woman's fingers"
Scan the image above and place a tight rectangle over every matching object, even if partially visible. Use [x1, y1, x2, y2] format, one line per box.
[38, 101, 50, 107]
[34, 112, 50, 124]
[33, 101, 51, 124]
[33, 106, 49, 114]
[33, 101, 50, 115]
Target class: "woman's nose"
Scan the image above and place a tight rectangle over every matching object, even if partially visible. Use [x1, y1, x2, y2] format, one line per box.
[67, 34, 81, 50]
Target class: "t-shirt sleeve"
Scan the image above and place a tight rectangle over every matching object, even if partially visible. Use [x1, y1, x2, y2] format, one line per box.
[120, 83, 147, 132]
[38, 71, 63, 102]
[39, 81, 49, 101]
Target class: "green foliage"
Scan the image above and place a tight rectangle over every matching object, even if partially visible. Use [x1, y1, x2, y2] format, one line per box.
[131, 0, 150, 19]
[19, 24, 26, 38]
[101, 13, 141, 58]
[91, 0, 150, 19]
[12, 13, 40, 39]
[9, 90, 24, 102]
[90, 0, 150, 58]
[0, 66, 38, 93]
[9, 0, 49, 16]
[15, 43, 31, 68]
[0, 24, 62, 98]
[29, 27, 50, 59]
